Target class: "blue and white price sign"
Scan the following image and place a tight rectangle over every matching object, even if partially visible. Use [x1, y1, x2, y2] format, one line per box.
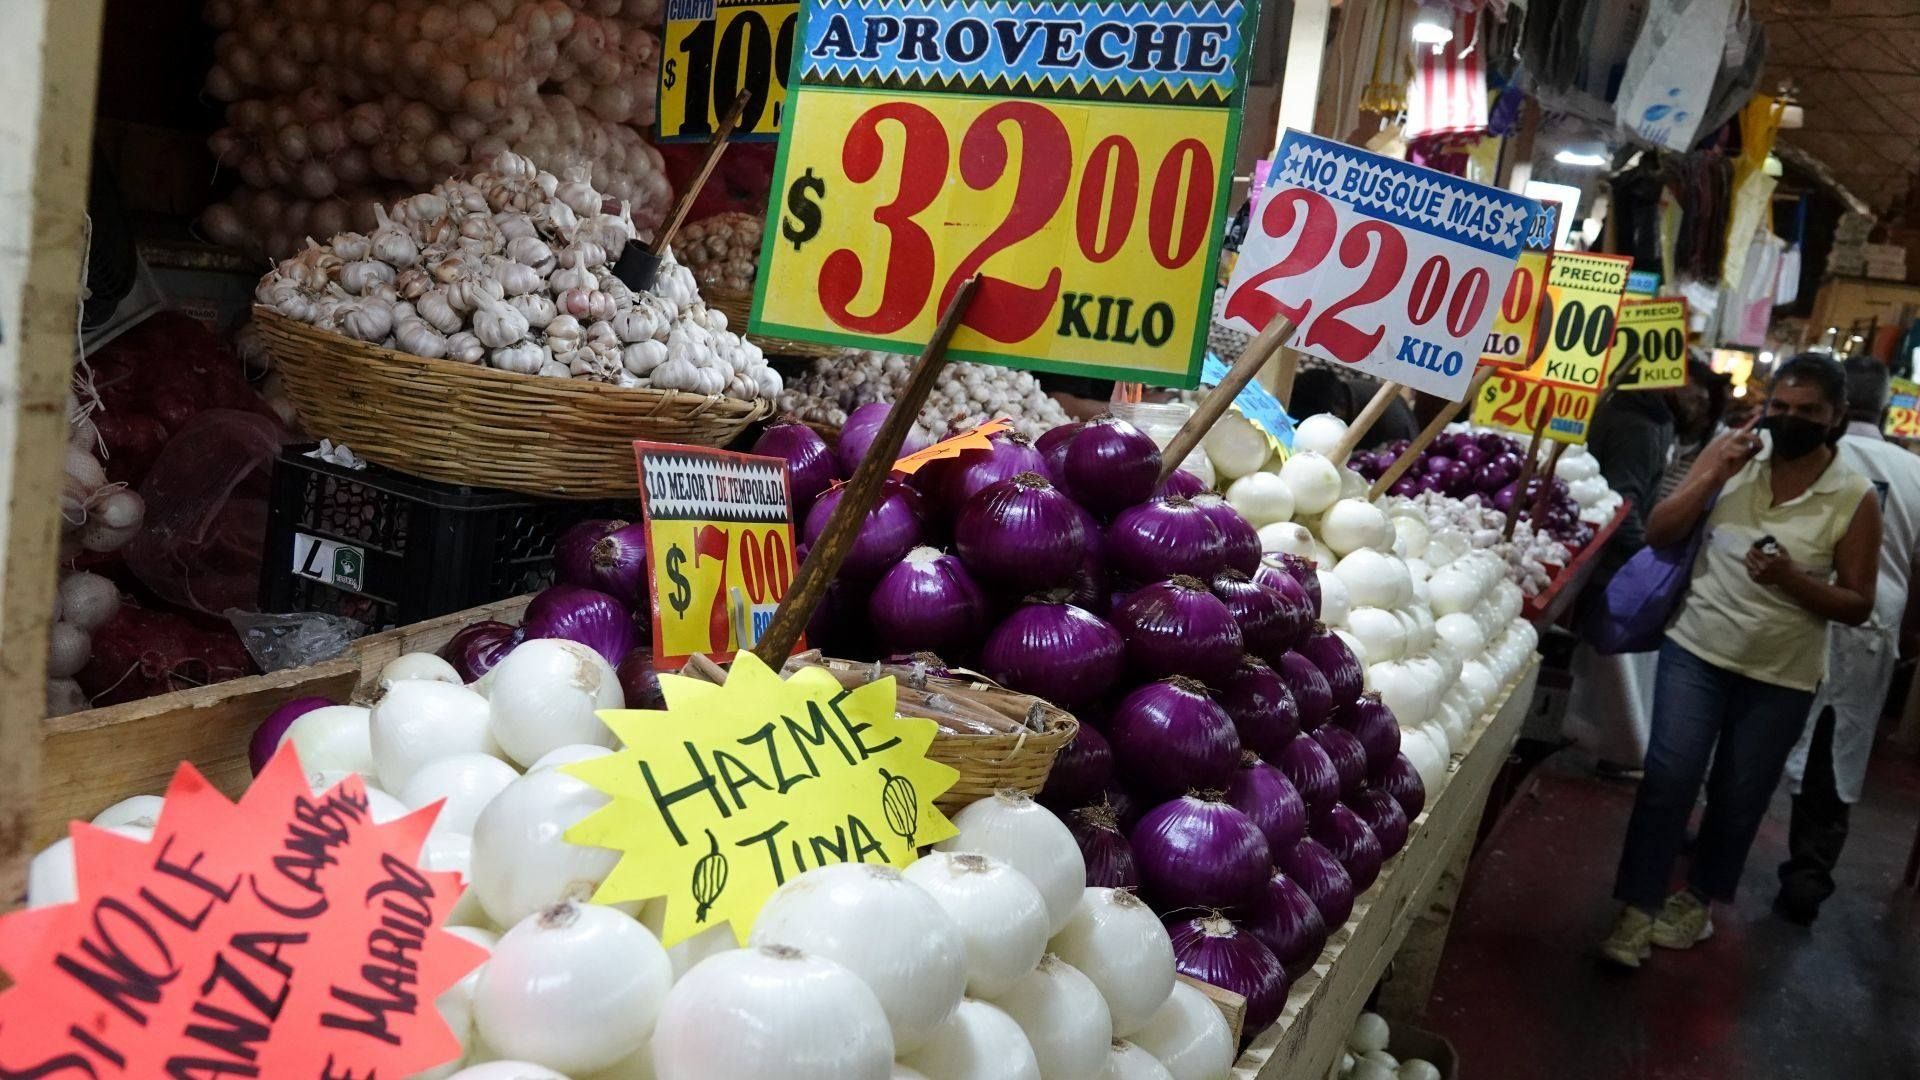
[1202, 353, 1294, 455]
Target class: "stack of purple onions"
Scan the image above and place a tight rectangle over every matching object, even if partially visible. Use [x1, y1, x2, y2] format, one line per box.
[1349, 429, 1592, 545]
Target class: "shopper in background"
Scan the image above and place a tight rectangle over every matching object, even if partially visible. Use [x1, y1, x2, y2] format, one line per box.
[1657, 359, 1732, 502]
[1600, 353, 1881, 968]
[1775, 355, 1920, 924]
[1289, 368, 1355, 425]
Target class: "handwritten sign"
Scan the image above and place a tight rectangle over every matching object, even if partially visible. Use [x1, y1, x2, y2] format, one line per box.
[1887, 377, 1920, 440]
[638, 442, 800, 669]
[1614, 298, 1690, 392]
[1222, 129, 1540, 401]
[1480, 203, 1559, 369]
[0, 748, 482, 1079]
[751, 0, 1260, 387]
[659, 0, 796, 141]
[893, 418, 1014, 476]
[1202, 352, 1295, 455]
[1472, 368, 1597, 445]
[1533, 251, 1633, 391]
[566, 652, 959, 946]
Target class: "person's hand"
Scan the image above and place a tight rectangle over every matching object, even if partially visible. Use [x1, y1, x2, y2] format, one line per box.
[1693, 416, 1763, 484]
[1745, 544, 1795, 587]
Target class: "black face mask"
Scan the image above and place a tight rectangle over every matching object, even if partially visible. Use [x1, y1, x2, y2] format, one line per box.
[1762, 414, 1831, 460]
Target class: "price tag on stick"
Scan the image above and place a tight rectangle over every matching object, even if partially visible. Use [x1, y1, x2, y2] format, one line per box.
[659, 0, 796, 141]
[1479, 202, 1558, 369]
[1472, 367, 1599, 444]
[1533, 251, 1633, 391]
[1613, 298, 1690, 391]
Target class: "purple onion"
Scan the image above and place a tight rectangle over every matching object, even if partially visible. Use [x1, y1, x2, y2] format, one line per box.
[1112, 576, 1245, 686]
[1210, 571, 1295, 659]
[251, 696, 335, 775]
[1340, 693, 1402, 776]
[1388, 475, 1422, 498]
[1263, 553, 1322, 618]
[1376, 753, 1427, 820]
[867, 547, 988, 655]
[1108, 676, 1242, 799]
[1107, 497, 1229, 582]
[1155, 469, 1210, 499]
[1039, 723, 1114, 809]
[1274, 650, 1333, 730]
[1423, 454, 1455, 477]
[554, 518, 649, 605]
[1165, 914, 1290, 1035]
[1058, 417, 1162, 514]
[1277, 836, 1356, 929]
[806, 575, 867, 656]
[1298, 626, 1364, 717]
[981, 603, 1124, 709]
[1274, 732, 1341, 812]
[1351, 788, 1410, 858]
[1189, 493, 1260, 575]
[932, 429, 1051, 511]
[1249, 560, 1317, 650]
[523, 584, 637, 666]
[1439, 460, 1474, 495]
[441, 620, 521, 683]
[753, 422, 841, 517]
[804, 480, 923, 581]
[1453, 443, 1487, 470]
[616, 647, 664, 710]
[1310, 803, 1383, 892]
[1247, 869, 1329, 979]
[1311, 724, 1370, 798]
[1060, 501, 1109, 614]
[1068, 801, 1140, 889]
[1217, 657, 1301, 759]
[1036, 422, 1083, 479]
[1226, 751, 1308, 853]
[837, 402, 931, 475]
[1132, 795, 1272, 910]
[954, 472, 1087, 593]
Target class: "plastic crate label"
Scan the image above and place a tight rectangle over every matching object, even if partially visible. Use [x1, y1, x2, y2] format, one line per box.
[293, 531, 367, 592]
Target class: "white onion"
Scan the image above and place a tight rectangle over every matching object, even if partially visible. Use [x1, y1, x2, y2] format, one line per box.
[1202, 412, 1272, 480]
[1425, 566, 1479, 615]
[988, 955, 1112, 1080]
[1399, 727, 1448, 795]
[1433, 612, 1486, 659]
[1316, 569, 1351, 627]
[1349, 1011, 1390, 1053]
[449, 1064, 569, 1079]
[529, 743, 616, 770]
[1399, 607, 1435, 655]
[47, 621, 88, 679]
[935, 791, 1084, 934]
[1419, 719, 1454, 760]
[1333, 549, 1409, 609]
[470, 765, 618, 927]
[1292, 413, 1350, 463]
[750, 863, 967, 1053]
[1100, 1041, 1176, 1079]
[1257, 521, 1316, 557]
[1048, 887, 1175, 1038]
[371, 680, 496, 791]
[898, 998, 1041, 1080]
[1320, 499, 1390, 557]
[91, 793, 163, 829]
[400, 752, 521, 836]
[1439, 698, 1470, 746]
[279, 705, 374, 777]
[58, 571, 119, 631]
[1368, 661, 1436, 728]
[903, 852, 1049, 999]
[1224, 472, 1294, 527]
[1346, 608, 1406, 663]
[638, 899, 737, 980]
[30, 825, 151, 908]
[488, 639, 623, 766]
[652, 945, 894, 1080]
[1390, 515, 1430, 560]
[1458, 659, 1499, 715]
[381, 650, 463, 686]
[1277, 451, 1342, 515]
[1129, 982, 1234, 1080]
[1400, 1059, 1443, 1080]
[1333, 629, 1371, 683]
[424, 924, 498, 1079]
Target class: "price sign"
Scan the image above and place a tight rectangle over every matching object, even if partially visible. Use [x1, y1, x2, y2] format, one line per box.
[660, 0, 795, 141]
[1533, 250, 1633, 391]
[1886, 377, 1920, 440]
[752, 0, 1260, 387]
[566, 652, 960, 946]
[1202, 352, 1295, 454]
[1479, 202, 1559, 369]
[1613, 298, 1690, 392]
[637, 442, 800, 669]
[1626, 269, 1662, 297]
[1472, 366, 1598, 444]
[1222, 129, 1541, 401]
[0, 748, 483, 1078]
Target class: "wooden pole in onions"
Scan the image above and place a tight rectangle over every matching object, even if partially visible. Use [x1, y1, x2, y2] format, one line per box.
[1504, 398, 1558, 541]
[1156, 314, 1295, 483]
[1369, 366, 1496, 499]
[1330, 379, 1405, 464]
[753, 277, 982, 665]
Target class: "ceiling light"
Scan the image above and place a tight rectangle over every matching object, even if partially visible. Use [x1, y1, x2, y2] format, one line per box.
[1553, 148, 1609, 168]
[1411, 7, 1453, 45]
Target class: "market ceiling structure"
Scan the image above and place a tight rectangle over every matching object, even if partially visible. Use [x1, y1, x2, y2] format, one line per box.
[1757, 0, 1920, 214]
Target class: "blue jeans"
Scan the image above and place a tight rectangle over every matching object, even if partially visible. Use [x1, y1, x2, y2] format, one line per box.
[1613, 639, 1815, 910]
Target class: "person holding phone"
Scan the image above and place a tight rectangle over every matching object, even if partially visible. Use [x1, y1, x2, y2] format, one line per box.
[1600, 354, 1882, 968]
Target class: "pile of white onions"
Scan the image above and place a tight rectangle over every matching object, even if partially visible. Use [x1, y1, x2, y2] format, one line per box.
[1336, 1011, 1442, 1080]
[778, 350, 1072, 442]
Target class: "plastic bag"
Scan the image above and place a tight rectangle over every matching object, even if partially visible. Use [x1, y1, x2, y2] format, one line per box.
[226, 609, 364, 672]
[1615, 0, 1764, 152]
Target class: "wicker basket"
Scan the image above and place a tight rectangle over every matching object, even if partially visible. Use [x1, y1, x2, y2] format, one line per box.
[705, 285, 850, 361]
[254, 305, 773, 499]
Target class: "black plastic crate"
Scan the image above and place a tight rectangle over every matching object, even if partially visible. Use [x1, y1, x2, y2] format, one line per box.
[261, 446, 636, 629]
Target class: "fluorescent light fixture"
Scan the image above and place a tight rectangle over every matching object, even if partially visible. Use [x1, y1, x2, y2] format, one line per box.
[1411, 7, 1453, 45]
[1553, 148, 1609, 168]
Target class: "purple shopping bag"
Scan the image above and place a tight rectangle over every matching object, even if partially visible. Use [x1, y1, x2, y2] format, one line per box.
[1580, 509, 1710, 655]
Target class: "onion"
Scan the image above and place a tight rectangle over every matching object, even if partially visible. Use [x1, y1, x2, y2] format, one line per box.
[1259, 553, 1322, 615]
[91, 795, 163, 830]
[1375, 752, 1427, 820]
[1319, 498, 1391, 557]
[1226, 751, 1307, 853]
[805, 481, 924, 581]
[1273, 651, 1332, 731]
[1351, 789, 1410, 858]
[1058, 417, 1161, 514]
[487, 639, 623, 766]
[443, 620, 522, 683]
[1188, 493, 1260, 574]
[1108, 497, 1233, 583]
[1068, 802, 1139, 889]
[1316, 569, 1351, 626]
[954, 472, 1088, 592]
[652, 944, 894, 1079]
[934, 430, 1051, 512]
[1037, 422, 1083, 474]
[1293, 413, 1350, 463]
[59, 571, 119, 631]
[1368, 660, 1438, 729]
[1203, 411, 1272, 480]
[1294, 625, 1365, 711]
[1251, 559, 1317, 644]
[1113, 576, 1244, 686]
[1277, 836, 1355, 929]
[898, 998, 1040, 1080]
[936, 790, 1086, 935]
[278, 704, 373, 777]
[1102, 1040, 1177, 1079]
[751, 863, 967, 1054]
[1310, 725, 1369, 798]
[1040, 724, 1114, 809]
[1163, 914, 1289, 1036]
[1155, 469, 1209, 500]
[370, 680, 496, 791]
[1257, 521, 1316, 560]
[1217, 657, 1300, 758]
[1108, 677, 1241, 799]
[869, 547, 989, 655]
[1131, 981, 1237, 1080]
[753, 421, 841, 514]
[1332, 548, 1411, 610]
[522, 585, 637, 666]
[1131, 795, 1270, 910]
[904, 851, 1050, 998]
[1224, 471, 1295, 527]
[1247, 868, 1329, 979]
[1274, 732, 1340, 812]
[989, 955, 1113, 1080]
[1278, 452, 1342, 515]
[552, 519, 650, 606]
[398, 752, 520, 837]
[249, 696, 333, 775]
[469, 762, 618, 927]
[981, 603, 1124, 709]
[839, 402, 931, 475]
[1205, 571, 1289, 659]
[615, 647, 664, 709]
[1343, 606, 1406, 664]
[379, 651, 462, 687]
[1049, 887, 1176, 1038]
[1310, 802, 1383, 891]
[473, 900, 672, 1075]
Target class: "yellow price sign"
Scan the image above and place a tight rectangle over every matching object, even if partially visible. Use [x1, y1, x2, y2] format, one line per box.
[636, 443, 799, 669]
[1887, 377, 1920, 440]
[659, 0, 795, 141]
[567, 652, 960, 946]
[752, 0, 1259, 387]
[1533, 251, 1634, 391]
[1480, 249, 1551, 368]
[1613, 298, 1690, 392]
[1472, 366, 1598, 445]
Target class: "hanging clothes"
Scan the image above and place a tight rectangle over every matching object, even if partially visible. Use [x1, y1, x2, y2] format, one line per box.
[1406, 11, 1489, 139]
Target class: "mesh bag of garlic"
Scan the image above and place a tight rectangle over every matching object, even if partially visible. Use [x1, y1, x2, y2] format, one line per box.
[675, 212, 762, 293]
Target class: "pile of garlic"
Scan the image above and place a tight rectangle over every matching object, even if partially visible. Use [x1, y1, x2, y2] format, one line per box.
[675, 211, 762, 292]
[778, 351, 1072, 442]
[257, 151, 781, 402]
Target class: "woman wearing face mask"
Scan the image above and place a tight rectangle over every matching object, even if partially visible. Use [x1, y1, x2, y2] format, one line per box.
[1599, 353, 1881, 968]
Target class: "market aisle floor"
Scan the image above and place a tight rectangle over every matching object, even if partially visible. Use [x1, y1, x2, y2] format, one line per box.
[1425, 746, 1920, 1079]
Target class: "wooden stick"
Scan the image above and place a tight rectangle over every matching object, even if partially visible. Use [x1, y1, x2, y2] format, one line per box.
[1331, 380, 1403, 464]
[1157, 315, 1294, 482]
[1504, 400, 1557, 541]
[650, 90, 753, 257]
[1369, 367, 1494, 499]
[1271, 347, 1302, 409]
[754, 278, 981, 664]
[1527, 441, 1569, 525]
